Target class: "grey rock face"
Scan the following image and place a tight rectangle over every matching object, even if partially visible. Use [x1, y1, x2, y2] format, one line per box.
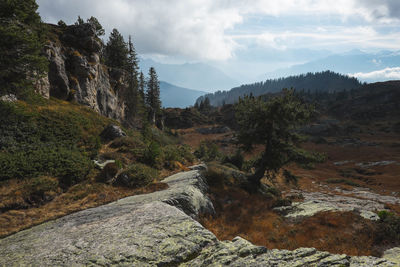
[0, 168, 396, 266]
[37, 23, 127, 122]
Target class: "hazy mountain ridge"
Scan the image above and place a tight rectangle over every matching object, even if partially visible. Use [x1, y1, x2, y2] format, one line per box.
[140, 58, 238, 92]
[261, 50, 400, 81]
[160, 81, 206, 108]
[197, 71, 362, 106]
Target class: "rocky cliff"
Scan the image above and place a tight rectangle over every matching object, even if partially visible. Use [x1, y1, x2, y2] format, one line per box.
[36, 23, 127, 121]
[0, 165, 397, 266]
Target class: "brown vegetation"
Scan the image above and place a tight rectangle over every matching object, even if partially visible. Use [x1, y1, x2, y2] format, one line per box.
[201, 183, 387, 256]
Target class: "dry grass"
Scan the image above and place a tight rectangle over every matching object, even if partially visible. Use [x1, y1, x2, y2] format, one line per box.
[0, 180, 168, 238]
[201, 184, 381, 256]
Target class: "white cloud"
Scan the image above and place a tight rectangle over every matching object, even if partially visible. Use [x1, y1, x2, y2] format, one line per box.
[351, 67, 400, 81]
[37, 0, 400, 61]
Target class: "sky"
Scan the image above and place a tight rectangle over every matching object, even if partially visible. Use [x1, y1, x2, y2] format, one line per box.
[37, 0, 400, 84]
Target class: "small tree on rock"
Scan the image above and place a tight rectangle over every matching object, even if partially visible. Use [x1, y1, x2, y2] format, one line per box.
[87, 16, 105, 37]
[104, 28, 128, 69]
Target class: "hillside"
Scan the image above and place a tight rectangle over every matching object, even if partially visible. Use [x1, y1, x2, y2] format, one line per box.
[197, 71, 362, 106]
[160, 81, 206, 108]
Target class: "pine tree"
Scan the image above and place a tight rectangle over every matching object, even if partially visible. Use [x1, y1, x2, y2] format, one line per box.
[139, 72, 146, 105]
[87, 16, 105, 37]
[235, 89, 323, 192]
[146, 67, 161, 124]
[125, 35, 141, 123]
[75, 15, 84, 25]
[104, 28, 128, 69]
[0, 0, 48, 96]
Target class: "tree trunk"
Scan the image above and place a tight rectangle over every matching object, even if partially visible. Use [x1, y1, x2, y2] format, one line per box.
[246, 135, 271, 193]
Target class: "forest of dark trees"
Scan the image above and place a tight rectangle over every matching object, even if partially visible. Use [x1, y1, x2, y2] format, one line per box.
[196, 71, 363, 106]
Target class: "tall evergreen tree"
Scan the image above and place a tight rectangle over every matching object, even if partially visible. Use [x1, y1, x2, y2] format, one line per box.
[146, 67, 161, 124]
[125, 35, 141, 123]
[139, 71, 146, 104]
[0, 0, 48, 96]
[104, 28, 128, 69]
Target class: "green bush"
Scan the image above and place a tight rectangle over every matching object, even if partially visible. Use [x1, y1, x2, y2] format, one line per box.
[140, 142, 163, 168]
[115, 163, 158, 188]
[194, 141, 221, 162]
[0, 100, 110, 186]
[223, 149, 244, 170]
[0, 147, 93, 186]
[162, 144, 195, 164]
[375, 211, 400, 245]
[23, 176, 59, 201]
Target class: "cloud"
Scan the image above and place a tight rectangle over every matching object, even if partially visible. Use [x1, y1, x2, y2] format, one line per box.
[233, 26, 400, 52]
[351, 67, 400, 81]
[37, 0, 400, 61]
[356, 0, 400, 22]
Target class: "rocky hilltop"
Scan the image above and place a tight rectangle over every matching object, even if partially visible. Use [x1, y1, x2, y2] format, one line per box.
[37, 23, 128, 121]
[0, 165, 397, 266]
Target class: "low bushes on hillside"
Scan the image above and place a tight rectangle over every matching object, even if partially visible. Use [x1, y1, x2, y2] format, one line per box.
[0, 99, 111, 185]
[115, 163, 158, 188]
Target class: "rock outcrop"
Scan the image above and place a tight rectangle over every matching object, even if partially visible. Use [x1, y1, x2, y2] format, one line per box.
[0, 167, 396, 266]
[276, 188, 400, 221]
[37, 23, 127, 121]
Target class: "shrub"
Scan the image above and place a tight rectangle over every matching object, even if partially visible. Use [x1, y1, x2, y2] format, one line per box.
[223, 149, 244, 170]
[204, 164, 230, 188]
[140, 142, 163, 168]
[97, 162, 119, 183]
[0, 100, 110, 186]
[375, 211, 400, 245]
[162, 144, 195, 164]
[110, 136, 145, 150]
[23, 176, 59, 203]
[283, 169, 299, 184]
[194, 141, 221, 162]
[115, 163, 158, 188]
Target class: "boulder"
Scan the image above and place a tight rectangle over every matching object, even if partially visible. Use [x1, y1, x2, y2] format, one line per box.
[100, 125, 126, 141]
[0, 94, 17, 102]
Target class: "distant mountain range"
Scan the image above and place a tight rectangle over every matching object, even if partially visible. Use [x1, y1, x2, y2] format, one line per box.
[140, 58, 238, 92]
[196, 71, 363, 106]
[160, 81, 206, 108]
[261, 50, 400, 82]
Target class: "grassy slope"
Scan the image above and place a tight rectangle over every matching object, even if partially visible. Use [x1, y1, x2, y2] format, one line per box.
[0, 96, 194, 237]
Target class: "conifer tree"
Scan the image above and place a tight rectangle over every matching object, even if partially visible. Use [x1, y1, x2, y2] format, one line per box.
[0, 0, 48, 96]
[146, 67, 161, 124]
[87, 16, 105, 37]
[75, 15, 84, 25]
[139, 72, 146, 104]
[104, 28, 128, 69]
[125, 35, 141, 123]
[235, 89, 323, 192]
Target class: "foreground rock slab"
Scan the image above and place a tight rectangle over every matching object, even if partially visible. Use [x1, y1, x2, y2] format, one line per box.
[0, 167, 396, 266]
